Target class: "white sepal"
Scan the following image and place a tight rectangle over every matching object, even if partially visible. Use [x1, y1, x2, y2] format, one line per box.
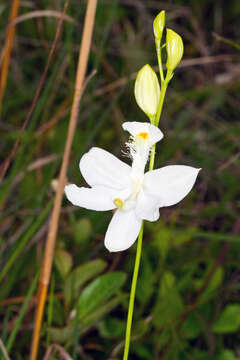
[135, 190, 160, 222]
[143, 165, 200, 207]
[65, 184, 116, 211]
[104, 209, 142, 252]
[80, 147, 131, 189]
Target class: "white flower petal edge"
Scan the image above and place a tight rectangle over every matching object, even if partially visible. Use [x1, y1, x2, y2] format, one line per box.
[104, 209, 142, 252]
[143, 165, 201, 207]
[65, 184, 116, 211]
[122, 121, 163, 146]
[80, 147, 132, 190]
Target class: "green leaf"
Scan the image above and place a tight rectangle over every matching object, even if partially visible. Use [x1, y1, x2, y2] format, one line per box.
[160, 271, 176, 297]
[0, 201, 52, 284]
[152, 227, 171, 260]
[47, 326, 75, 344]
[50, 296, 65, 327]
[191, 350, 213, 360]
[133, 344, 153, 360]
[217, 350, 237, 360]
[98, 316, 125, 339]
[54, 249, 73, 278]
[172, 228, 195, 247]
[6, 272, 39, 353]
[153, 272, 184, 329]
[77, 272, 126, 320]
[63, 259, 107, 304]
[153, 290, 184, 329]
[196, 267, 224, 302]
[182, 313, 202, 339]
[74, 217, 92, 244]
[48, 295, 125, 346]
[136, 253, 154, 305]
[212, 304, 240, 333]
[81, 294, 125, 326]
[207, 267, 223, 292]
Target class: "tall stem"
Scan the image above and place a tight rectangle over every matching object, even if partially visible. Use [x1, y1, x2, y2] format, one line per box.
[155, 70, 172, 127]
[122, 119, 160, 360]
[155, 39, 164, 83]
[30, 1, 98, 359]
[123, 224, 144, 360]
[122, 56, 172, 360]
[149, 144, 156, 171]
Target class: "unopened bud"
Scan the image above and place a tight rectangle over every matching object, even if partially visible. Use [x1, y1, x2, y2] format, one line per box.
[134, 64, 160, 118]
[166, 29, 184, 71]
[51, 179, 59, 192]
[153, 10, 165, 40]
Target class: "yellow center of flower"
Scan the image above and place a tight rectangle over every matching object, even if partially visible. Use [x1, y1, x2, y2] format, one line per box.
[113, 198, 124, 209]
[137, 132, 149, 140]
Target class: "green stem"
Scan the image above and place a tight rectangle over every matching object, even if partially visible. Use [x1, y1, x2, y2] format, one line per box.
[123, 223, 144, 360]
[155, 70, 172, 127]
[156, 39, 164, 83]
[122, 53, 172, 360]
[149, 144, 156, 171]
[122, 125, 159, 360]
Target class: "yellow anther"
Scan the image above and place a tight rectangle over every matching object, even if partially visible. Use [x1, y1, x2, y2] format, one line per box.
[137, 132, 149, 140]
[113, 198, 124, 209]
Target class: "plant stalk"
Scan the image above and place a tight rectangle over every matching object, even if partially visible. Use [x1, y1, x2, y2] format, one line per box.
[30, 1, 98, 359]
[122, 58, 171, 360]
[0, 0, 20, 116]
[122, 224, 143, 360]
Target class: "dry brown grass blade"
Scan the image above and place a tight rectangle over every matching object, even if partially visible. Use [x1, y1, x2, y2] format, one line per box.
[0, 0, 70, 184]
[0, 338, 11, 360]
[0, 0, 20, 115]
[43, 344, 72, 360]
[6, 10, 76, 28]
[30, 1, 98, 359]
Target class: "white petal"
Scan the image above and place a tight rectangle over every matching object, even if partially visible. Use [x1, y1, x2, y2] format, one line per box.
[65, 184, 116, 211]
[80, 147, 131, 189]
[122, 122, 163, 145]
[104, 209, 142, 252]
[135, 190, 160, 222]
[143, 166, 200, 207]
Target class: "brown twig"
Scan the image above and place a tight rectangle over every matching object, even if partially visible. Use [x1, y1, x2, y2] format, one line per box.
[0, 339, 11, 360]
[92, 54, 235, 98]
[6, 10, 76, 28]
[0, 0, 20, 115]
[43, 344, 72, 360]
[30, 1, 98, 359]
[0, 0, 69, 184]
[0, 293, 63, 307]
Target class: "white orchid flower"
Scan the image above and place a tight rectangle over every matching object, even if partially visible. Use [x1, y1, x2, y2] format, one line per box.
[65, 122, 200, 252]
[123, 121, 163, 179]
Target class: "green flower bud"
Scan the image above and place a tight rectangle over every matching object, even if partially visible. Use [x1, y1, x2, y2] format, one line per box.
[153, 10, 165, 40]
[134, 64, 160, 118]
[166, 28, 184, 71]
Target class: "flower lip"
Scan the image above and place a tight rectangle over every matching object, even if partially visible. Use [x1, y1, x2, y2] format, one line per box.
[122, 122, 164, 146]
[137, 132, 149, 140]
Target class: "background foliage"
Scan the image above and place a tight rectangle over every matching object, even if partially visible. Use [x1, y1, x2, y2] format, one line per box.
[0, 0, 240, 359]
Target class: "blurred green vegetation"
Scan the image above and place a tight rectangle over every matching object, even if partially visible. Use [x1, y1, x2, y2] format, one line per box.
[0, 0, 240, 359]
